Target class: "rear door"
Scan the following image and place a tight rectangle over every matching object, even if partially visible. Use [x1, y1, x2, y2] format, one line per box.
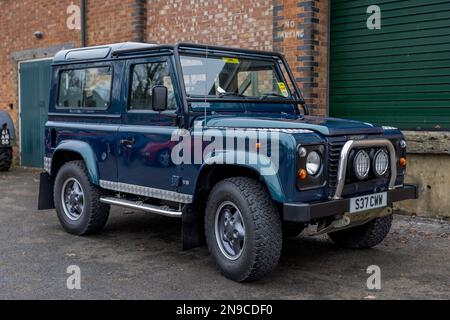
[19, 59, 52, 167]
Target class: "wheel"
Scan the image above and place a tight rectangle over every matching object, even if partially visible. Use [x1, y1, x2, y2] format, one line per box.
[54, 160, 110, 235]
[205, 177, 282, 282]
[328, 215, 393, 249]
[0, 148, 12, 171]
[283, 223, 305, 239]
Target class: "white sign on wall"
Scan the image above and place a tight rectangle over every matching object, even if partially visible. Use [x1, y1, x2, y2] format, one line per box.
[67, 4, 81, 31]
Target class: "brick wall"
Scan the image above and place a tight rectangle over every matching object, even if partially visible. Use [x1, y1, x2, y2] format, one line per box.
[147, 0, 273, 51]
[86, 0, 139, 45]
[0, 0, 81, 164]
[315, 0, 329, 116]
[273, 0, 328, 116]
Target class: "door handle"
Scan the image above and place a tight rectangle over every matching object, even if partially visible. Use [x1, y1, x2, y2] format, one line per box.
[120, 138, 135, 147]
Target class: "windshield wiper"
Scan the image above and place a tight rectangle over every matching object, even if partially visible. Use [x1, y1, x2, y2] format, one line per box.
[217, 92, 247, 98]
[260, 92, 288, 99]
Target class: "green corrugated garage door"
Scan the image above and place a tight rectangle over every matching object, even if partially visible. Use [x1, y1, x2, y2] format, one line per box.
[330, 0, 450, 130]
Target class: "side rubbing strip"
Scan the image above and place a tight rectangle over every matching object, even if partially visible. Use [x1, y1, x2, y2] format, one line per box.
[99, 180, 193, 204]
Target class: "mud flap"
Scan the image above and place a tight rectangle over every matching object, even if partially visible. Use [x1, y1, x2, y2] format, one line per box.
[38, 172, 55, 210]
[181, 204, 205, 250]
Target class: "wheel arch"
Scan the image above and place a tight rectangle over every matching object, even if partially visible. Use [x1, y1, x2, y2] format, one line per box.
[51, 140, 99, 185]
[183, 163, 284, 251]
[192, 163, 285, 211]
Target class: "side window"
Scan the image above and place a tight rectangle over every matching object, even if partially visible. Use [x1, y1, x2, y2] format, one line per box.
[58, 67, 112, 109]
[129, 62, 176, 111]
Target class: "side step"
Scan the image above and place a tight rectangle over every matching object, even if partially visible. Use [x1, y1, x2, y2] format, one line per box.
[100, 197, 182, 218]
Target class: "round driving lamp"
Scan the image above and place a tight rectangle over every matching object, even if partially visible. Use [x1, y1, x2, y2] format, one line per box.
[353, 150, 370, 180]
[373, 149, 389, 177]
[306, 151, 321, 176]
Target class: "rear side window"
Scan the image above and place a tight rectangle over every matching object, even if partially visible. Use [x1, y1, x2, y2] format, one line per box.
[57, 67, 112, 109]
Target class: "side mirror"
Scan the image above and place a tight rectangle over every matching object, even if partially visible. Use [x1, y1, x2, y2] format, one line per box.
[152, 85, 168, 112]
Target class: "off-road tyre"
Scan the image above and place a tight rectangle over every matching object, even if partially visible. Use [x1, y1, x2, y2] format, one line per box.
[328, 215, 393, 249]
[0, 148, 12, 171]
[54, 160, 110, 235]
[205, 177, 282, 282]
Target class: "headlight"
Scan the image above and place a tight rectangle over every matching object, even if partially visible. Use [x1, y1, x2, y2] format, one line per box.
[373, 149, 389, 177]
[353, 150, 370, 180]
[306, 151, 321, 176]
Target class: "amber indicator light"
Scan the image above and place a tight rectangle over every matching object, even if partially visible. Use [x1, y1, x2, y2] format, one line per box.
[399, 157, 407, 167]
[297, 169, 308, 180]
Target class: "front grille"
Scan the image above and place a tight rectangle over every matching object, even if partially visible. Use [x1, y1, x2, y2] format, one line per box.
[328, 141, 345, 190]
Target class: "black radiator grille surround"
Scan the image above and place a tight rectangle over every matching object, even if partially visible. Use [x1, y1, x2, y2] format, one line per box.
[327, 141, 345, 190]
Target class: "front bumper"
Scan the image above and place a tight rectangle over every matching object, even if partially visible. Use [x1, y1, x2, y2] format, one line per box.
[283, 184, 418, 223]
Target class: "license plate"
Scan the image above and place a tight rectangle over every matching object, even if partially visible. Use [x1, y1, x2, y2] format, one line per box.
[350, 192, 387, 213]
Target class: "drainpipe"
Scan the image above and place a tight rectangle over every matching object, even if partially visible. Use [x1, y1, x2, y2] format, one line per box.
[132, 0, 147, 42]
[80, 0, 86, 47]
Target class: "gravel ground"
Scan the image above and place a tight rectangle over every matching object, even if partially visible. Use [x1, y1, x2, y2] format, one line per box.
[0, 167, 449, 299]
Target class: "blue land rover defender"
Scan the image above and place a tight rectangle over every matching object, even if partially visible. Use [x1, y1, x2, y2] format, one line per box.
[38, 43, 418, 282]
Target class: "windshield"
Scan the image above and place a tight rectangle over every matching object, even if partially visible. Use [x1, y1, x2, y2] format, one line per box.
[180, 54, 292, 100]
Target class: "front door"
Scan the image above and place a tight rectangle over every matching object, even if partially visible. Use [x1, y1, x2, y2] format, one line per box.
[19, 59, 52, 167]
[117, 56, 181, 194]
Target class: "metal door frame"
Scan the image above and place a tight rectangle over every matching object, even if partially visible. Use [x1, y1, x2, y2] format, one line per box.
[18, 57, 53, 166]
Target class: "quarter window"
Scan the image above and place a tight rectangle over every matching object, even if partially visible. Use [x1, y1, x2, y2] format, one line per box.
[129, 62, 176, 111]
[58, 67, 112, 109]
